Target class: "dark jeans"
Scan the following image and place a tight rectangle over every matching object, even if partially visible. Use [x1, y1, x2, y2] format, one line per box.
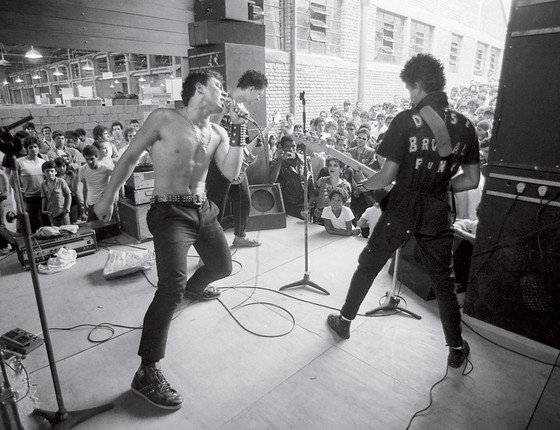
[24, 195, 49, 233]
[340, 211, 463, 347]
[206, 160, 251, 237]
[138, 200, 232, 362]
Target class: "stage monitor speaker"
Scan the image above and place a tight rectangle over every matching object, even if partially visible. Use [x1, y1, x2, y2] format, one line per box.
[488, 0, 560, 175]
[464, 165, 560, 348]
[388, 236, 435, 301]
[188, 43, 268, 185]
[246, 183, 286, 232]
[188, 20, 265, 47]
[194, 0, 251, 22]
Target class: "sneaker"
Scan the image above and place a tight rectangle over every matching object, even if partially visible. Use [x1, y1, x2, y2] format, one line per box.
[184, 286, 221, 301]
[232, 236, 261, 247]
[327, 314, 351, 339]
[448, 339, 470, 368]
[131, 365, 183, 410]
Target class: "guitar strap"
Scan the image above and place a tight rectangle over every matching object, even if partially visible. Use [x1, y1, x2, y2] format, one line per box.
[418, 105, 452, 157]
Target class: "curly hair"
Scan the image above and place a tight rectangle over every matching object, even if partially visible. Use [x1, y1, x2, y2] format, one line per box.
[400, 53, 446, 93]
[237, 69, 268, 90]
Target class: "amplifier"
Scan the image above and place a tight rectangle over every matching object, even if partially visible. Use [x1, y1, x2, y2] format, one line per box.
[14, 225, 98, 270]
[126, 170, 154, 189]
[124, 185, 153, 205]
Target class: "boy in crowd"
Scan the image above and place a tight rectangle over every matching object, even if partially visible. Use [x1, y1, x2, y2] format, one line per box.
[77, 145, 114, 222]
[41, 161, 71, 226]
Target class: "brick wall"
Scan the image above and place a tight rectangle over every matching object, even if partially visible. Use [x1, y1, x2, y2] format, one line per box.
[263, 0, 506, 121]
[0, 104, 158, 136]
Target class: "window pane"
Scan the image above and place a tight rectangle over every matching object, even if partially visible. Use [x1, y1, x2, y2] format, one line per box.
[297, 0, 341, 56]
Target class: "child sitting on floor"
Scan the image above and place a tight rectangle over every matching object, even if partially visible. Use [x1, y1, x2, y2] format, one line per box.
[321, 188, 360, 236]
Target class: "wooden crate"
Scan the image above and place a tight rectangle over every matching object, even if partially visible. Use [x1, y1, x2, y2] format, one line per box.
[117, 198, 152, 241]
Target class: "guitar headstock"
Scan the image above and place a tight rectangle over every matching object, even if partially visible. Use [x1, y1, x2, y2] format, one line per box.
[292, 132, 328, 154]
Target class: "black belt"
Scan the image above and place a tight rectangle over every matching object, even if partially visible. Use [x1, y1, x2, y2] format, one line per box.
[150, 193, 207, 206]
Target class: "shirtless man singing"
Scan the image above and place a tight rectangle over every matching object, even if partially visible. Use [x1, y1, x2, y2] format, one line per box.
[95, 70, 248, 410]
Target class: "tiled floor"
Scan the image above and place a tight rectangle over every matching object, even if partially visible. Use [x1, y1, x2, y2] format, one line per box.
[1, 216, 559, 429]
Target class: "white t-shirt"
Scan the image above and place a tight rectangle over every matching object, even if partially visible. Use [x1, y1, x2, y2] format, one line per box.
[78, 163, 113, 206]
[17, 157, 45, 197]
[358, 205, 382, 237]
[321, 206, 354, 230]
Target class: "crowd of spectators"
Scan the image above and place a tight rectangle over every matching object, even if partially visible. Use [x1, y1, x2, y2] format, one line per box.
[267, 80, 494, 236]
[0, 119, 141, 253]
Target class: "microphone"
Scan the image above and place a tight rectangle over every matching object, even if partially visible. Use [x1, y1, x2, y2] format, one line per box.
[237, 112, 258, 126]
[225, 94, 258, 125]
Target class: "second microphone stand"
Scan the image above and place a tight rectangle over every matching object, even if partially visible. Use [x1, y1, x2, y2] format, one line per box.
[279, 91, 329, 295]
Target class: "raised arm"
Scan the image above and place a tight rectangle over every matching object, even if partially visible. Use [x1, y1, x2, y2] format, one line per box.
[212, 123, 244, 182]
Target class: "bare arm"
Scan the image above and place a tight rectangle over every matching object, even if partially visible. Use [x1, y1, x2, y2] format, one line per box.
[324, 219, 359, 236]
[360, 159, 400, 191]
[451, 163, 480, 193]
[94, 110, 163, 221]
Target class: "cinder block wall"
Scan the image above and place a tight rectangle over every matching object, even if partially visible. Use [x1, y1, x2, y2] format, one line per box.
[0, 104, 159, 136]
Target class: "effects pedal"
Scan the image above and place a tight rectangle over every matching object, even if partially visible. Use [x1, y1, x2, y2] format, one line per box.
[0, 328, 44, 356]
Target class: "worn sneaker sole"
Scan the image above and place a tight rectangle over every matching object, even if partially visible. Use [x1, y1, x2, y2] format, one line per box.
[131, 386, 183, 410]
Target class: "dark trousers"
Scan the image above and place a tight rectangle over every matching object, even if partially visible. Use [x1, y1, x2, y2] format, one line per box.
[138, 201, 232, 362]
[24, 195, 49, 233]
[340, 211, 463, 347]
[206, 160, 252, 237]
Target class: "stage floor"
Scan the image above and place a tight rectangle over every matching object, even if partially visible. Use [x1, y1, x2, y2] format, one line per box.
[1, 215, 559, 429]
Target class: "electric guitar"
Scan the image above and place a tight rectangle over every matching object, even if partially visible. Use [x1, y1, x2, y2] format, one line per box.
[232, 111, 281, 184]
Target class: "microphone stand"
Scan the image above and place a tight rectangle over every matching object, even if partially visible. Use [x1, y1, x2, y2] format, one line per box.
[0, 124, 114, 429]
[279, 92, 329, 295]
[365, 247, 421, 319]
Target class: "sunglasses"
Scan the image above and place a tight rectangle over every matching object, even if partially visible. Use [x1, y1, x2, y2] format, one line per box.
[356, 136, 368, 141]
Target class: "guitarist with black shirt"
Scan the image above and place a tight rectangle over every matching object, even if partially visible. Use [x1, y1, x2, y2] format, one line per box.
[206, 70, 270, 247]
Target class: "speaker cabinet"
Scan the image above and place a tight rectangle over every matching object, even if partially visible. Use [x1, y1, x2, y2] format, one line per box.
[463, 0, 560, 349]
[388, 237, 435, 301]
[188, 43, 268, 184]
[188, 20, 265, 47]
[488, 1, 560, 175]
[246, 183, 286, 232]
[194, 0, 251, 22]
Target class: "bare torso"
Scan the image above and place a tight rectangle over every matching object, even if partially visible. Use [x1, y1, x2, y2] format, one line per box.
[148, 109, 226, 196]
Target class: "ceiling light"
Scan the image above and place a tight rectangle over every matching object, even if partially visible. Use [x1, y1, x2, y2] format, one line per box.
[110, 84, 115, 88]
[77, 83, 83, 88]
[0, 54, 10, 66]
[138, 77, 146, 82]
[2, 80, 8, 85]
[32, 73, 41, 80]
[160, 83, 165, 87]
[25, 45, 43, 59]
[15, 76, 23, 83]
[82, 61, 94, 71]
[53, 67, 63, 77]
[114, 79, 120, 84]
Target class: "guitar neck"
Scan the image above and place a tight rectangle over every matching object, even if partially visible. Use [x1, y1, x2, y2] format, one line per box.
[245, 121, 275, 153]
[293, 133, 377, 177]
